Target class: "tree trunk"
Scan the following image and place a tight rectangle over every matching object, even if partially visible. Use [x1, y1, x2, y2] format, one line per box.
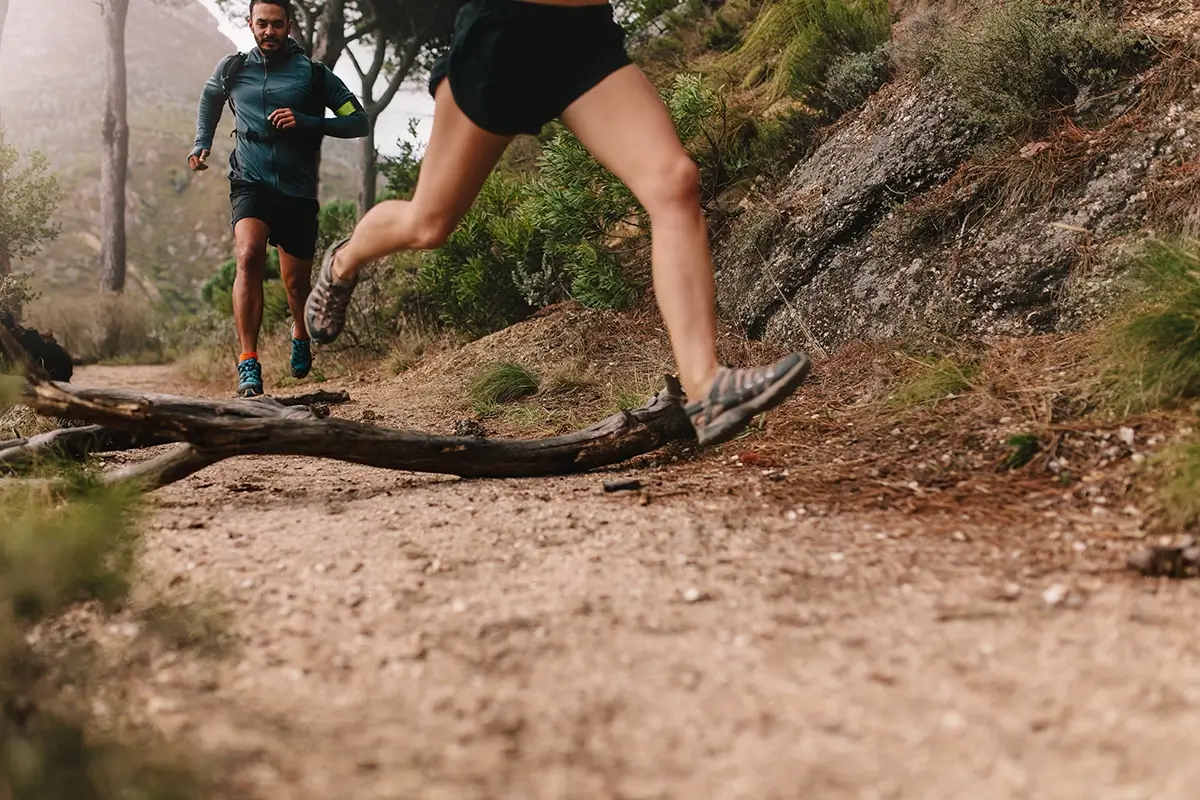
[358, 121, 378, 217]
[99, 0, 130, 295]
[0, 0, 9, 130]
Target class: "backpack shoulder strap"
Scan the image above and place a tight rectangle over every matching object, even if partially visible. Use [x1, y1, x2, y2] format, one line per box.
[220, 51, 249, 113]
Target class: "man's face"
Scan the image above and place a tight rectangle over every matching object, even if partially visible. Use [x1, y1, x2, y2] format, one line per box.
[249, 3, 290, 54]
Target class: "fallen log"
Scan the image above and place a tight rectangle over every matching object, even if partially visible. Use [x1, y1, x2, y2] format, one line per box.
[10, 375, 691, 484]
[0, 390, 353, 474]
[0, 425, 173, 473]
[1, 321, 694, 491]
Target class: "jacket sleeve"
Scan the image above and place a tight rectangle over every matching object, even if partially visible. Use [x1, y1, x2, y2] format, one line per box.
[296, 65, 371, 139]
[192, 56, 231, 156]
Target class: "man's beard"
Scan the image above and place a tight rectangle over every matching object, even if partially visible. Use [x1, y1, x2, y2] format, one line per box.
[258, 35, 285, 51]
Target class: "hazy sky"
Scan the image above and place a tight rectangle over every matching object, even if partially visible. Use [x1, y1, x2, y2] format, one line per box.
[196, 0, 434, 156]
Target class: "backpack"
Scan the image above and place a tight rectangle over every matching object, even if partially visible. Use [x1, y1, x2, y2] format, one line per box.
[220, 50, 328, 147]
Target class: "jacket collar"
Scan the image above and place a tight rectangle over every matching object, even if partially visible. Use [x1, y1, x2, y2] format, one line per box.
[250, 37, 305, 63]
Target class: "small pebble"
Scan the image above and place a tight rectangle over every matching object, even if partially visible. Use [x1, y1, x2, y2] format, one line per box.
[1042, 583, 1069, 606]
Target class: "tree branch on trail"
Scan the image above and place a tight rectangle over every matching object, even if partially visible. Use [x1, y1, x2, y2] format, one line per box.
[1, 327, 694, 492]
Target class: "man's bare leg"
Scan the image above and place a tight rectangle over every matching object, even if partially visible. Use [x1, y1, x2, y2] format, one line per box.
[332, 80, 514, 280]
[278, 247, 314, 378]
[277, 248, 312, 337]
[232, 218, 270, 356]
[559, 64, 719, 401]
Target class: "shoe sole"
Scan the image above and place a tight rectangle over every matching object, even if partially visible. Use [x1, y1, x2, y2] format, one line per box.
[305, 237, 353, 345]
[694, 354, 812, 448]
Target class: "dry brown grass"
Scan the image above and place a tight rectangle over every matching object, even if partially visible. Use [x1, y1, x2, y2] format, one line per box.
[397, 298, 786, 438]
[25, 294, 161, 365]
[1147, 159, 1200, 236]
[657, 329, 1194, 529]
[901, 44, 1200, 240]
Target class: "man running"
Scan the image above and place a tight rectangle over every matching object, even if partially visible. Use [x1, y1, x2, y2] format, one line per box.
[306, 0, 811, 446]
[189, 0, 369, 397]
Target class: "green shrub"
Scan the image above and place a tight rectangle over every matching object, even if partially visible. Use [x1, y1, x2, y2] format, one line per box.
[317, 200, 358, 253]
[703, 9, 744, 51]
[824, 43, 891, 112]
[417, 73, 743, 334]
[934, 0, 1146, 136]
[0, 273, 37, 318]
[718, 0, 892, 103]
[417, 173, 538, 335]
[0, 128, 62, 264]
[379, 119, 425, 202]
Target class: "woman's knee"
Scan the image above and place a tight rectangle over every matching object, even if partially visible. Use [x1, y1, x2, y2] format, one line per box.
[408, 212, 458, 251]
[638, 155, 702, 217]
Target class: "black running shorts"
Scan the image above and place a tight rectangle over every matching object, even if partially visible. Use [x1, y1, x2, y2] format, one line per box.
[229, 179, 320, 260]
[428, 0, 633, 137]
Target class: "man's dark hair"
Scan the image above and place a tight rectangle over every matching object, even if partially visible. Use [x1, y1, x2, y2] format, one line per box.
[249, 0, 292, 19]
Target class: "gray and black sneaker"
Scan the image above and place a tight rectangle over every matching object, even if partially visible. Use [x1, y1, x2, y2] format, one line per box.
[304, 237, 358, 345]
[685, 353, 811, 447]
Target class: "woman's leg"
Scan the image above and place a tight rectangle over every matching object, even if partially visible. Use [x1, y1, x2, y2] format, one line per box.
[560, 64, 810, 445]
[560, 65, 719, 402]
[305, 80, 514, 342]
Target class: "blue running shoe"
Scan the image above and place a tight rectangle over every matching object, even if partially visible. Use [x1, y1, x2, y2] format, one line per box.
[291, 336, 313, 379]
[236, 357, 264, 398]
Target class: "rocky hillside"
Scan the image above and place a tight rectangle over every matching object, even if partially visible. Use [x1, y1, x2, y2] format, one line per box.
[712, 0, 1199, 356]
[0, 0, 359, 307]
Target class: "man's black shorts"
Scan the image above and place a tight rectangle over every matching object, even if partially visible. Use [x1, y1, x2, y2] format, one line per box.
[428, 0, 632, 137]
[229, 179, 320, 260]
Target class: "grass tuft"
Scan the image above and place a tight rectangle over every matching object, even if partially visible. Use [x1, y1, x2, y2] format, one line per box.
[469, 362, 541, 416]
[1154, 436, 1200, 531]
[890, 356, 979, 407]
[1096, 240, 1200, 416]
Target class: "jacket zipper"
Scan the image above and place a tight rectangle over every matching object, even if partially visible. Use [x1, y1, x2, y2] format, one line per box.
[264, 56, 277, 191]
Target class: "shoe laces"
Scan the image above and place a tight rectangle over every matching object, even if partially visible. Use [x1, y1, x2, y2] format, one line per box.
[238, 358, 261, 382]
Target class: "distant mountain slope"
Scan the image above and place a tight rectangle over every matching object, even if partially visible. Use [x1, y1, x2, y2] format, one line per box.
[0, 0, 359, 307]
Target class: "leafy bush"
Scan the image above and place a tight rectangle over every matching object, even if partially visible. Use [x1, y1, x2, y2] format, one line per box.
[378, 119, 425, 202]
[718, 0, 892, 103]
[416, 174, 538, 335]
[703, 9, 744, 51]
[824, 43, 891, 112]
[0, 273, 37, 318]
[317, 200, 358, 253]
[418, 73, 742, 334]
[934, 0, 1146, 136]
[0, 128, 62, 264]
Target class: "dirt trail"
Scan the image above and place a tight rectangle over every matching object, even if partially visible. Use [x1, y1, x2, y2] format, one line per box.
[73, 363, 1200, 800]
